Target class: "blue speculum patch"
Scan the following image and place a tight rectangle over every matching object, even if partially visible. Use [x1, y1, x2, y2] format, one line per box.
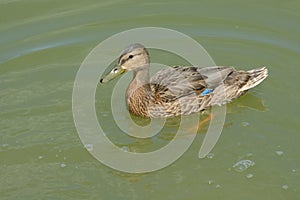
[201, 88, 213, 96]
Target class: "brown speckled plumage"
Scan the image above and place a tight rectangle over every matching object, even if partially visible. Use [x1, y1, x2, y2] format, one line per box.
[100, 43, 268, 118]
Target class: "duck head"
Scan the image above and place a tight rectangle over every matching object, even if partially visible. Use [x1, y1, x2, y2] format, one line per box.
[100, 43, 150, 83]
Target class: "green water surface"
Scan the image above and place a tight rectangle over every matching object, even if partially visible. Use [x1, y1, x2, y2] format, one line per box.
[1, 0, 300, 199]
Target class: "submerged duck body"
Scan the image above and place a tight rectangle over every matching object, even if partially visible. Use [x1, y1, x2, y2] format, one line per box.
[100, 43, 268, 118]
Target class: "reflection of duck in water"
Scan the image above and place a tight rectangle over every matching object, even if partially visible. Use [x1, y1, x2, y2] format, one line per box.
[228, 93, 268, 112]
[100, 43, 268, 118]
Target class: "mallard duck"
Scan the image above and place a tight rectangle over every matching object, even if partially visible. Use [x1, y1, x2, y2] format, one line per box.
[100, 43, 268, 118]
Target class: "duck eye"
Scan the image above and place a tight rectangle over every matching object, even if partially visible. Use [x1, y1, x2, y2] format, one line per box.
[128, 55, 134, 59]
[113, 68, 118, 73]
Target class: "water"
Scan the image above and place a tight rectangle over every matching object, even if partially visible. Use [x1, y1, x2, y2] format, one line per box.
[1, 0, 300, 199]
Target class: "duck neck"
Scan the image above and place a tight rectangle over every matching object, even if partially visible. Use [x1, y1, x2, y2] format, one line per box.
[133, 65, 150, 87]
[126, 65, 151, 117]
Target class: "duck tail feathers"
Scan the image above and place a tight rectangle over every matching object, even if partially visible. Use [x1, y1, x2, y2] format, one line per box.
[240, 66, 268, 91]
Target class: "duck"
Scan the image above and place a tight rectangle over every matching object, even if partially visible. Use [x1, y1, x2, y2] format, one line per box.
[100, 43, 268, 118]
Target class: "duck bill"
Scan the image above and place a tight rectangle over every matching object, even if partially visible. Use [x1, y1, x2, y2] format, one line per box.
[100, 65, 126, 83]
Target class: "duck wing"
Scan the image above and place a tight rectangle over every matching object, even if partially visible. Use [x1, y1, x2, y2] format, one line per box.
[150, 66, 234, 103]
